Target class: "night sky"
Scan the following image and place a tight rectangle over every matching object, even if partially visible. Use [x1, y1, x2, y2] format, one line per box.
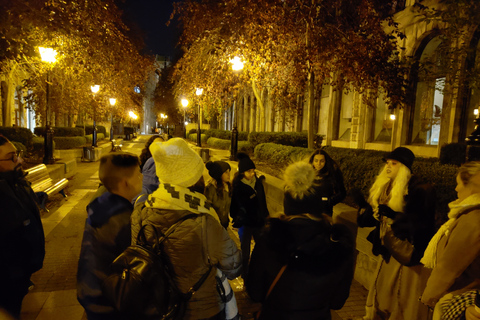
[120, 0, 179, 58]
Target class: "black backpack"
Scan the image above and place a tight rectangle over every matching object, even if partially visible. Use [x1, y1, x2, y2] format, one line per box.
[102, 213, 212, 319]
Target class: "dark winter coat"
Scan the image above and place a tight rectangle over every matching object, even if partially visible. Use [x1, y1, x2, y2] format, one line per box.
[312, 168, 346, 216]
[357, 175, 436, 266]
[205, 182, 231, 229]
[0, 169, 45, 293]
[230, 175, 269, 228]
[77, 191, 133, 320]
[246, 215, 355, 320]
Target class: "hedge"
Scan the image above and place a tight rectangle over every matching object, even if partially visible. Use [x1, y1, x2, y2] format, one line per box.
[0, 127, 33, 149]
[53, 136, 87, 149]
[248, 131, 324, 149]
[439, 143, 466, 166]
[203, 129, 248, 141]
[207, 137, 253, 153]
[32, 137, 55, 154]
[77, 125, 107, 136]
[187, 133, 208, 144]
[254, 143, 458, 220]
[34, 127, 85, 137]
[85, 133, 105, 143]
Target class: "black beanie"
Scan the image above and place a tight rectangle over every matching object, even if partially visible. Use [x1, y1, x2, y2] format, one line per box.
[383, 147, 415, 170]
[237, 152, 255, 173]
[206, 161, 231, 181]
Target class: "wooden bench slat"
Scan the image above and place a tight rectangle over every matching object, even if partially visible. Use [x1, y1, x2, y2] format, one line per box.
[24, 164, 69, 209]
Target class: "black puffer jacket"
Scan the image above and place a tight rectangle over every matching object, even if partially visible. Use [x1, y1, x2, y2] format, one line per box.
[246, 215, 355, 320]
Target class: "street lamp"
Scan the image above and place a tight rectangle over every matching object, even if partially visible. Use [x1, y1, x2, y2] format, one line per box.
[196, 88, 203, 147]
[229, 56, 244, 160]
[181, 98, 189, 138]
[109, 98, 116, 141]
[38, 47, 57, 164]
[128, 111, 138, 140]
[90, 85, 100, 147]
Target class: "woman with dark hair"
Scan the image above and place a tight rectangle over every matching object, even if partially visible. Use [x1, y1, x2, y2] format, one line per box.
[205, 161, 232, 229]
[246, 161, 354, 320]
[306, 148, 346, 216]
[139, 135, 164, 195]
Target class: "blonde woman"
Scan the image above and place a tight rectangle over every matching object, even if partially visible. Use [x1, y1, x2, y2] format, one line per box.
[421, 161, 480, 320]
[356, 147, 436, 320]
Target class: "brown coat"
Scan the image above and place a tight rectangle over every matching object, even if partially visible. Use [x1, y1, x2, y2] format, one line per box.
[131, 204, 242, 319]
[422, 208, 480, 305]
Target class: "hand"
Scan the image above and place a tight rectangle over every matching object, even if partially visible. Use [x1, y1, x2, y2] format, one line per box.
[378, 204, 396, 219]
[466, 306, 480, 320]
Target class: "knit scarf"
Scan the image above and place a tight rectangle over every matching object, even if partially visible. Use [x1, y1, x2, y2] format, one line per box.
[146, 183, 217, 219]
[421, 193, 480, 268]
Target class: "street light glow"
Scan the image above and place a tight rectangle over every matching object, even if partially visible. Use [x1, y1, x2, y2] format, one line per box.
[129, 111, 138, 119]
[230, 56, 244, 71]
[196, 88, 203, 96]
[91, 85, 100, 94]
[38, 47, 58, 63]
[109, 98, 116, 106]
[181, 98, 189, 107]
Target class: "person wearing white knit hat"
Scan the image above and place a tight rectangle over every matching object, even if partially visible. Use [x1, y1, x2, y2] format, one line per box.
[131, 138, 242, 320]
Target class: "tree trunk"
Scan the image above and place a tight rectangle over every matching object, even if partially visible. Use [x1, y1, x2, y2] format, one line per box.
[252, 79, 265, 131]
[307, 70, 315, 148]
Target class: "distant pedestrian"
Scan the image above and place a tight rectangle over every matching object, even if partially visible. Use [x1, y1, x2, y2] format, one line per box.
[0, 135, 45, 319]
[230, 152, 269, 279]
[139, 135, 165, 195]
[303, 148, 346, 216]
[421, 161, 480, 320]
[131, 138, 242, 319]
[205, 160, 232, 229]
[246, 161, 355, 320]
[355, 147, 435, 320]
[77, 152, 143, 320]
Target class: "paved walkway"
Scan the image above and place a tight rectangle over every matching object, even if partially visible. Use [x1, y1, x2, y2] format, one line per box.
[18, 136, 367, 320]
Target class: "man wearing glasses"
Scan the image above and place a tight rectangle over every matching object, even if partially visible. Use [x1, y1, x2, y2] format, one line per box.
[0, 135, 45, 319]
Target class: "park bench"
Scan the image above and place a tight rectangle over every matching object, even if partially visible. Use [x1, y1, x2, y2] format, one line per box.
[25, 164, 68, 211]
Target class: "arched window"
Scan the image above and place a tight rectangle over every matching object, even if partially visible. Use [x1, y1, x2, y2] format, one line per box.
[408, 35, 446, 146]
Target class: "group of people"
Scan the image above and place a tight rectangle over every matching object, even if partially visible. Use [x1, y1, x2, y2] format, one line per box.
[1, 131, 480, 320]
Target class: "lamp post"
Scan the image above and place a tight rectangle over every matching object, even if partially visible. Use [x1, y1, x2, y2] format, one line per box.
[90, 85, 100, 147]
[128, 111, 138, 139]
[181, 98, 189, 138]
[38, 47, 57, 164]
[229, 56, 244, 161]
[466, 106, 480, 161]
[109, 98, 116, 141]
[196, 88, 203, 147]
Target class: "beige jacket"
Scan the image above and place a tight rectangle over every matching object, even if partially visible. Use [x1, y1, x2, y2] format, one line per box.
[422, 208, 480, 305]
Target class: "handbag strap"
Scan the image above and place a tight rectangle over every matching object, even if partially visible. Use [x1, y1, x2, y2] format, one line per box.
[266, 265, 287, 299]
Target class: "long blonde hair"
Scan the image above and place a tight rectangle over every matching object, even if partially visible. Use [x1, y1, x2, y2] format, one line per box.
[368, 163, 411, 218]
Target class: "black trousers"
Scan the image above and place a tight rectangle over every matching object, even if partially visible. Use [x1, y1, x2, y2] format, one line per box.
[0, 276, 31, 319]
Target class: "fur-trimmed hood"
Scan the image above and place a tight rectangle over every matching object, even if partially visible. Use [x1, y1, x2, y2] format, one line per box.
[283, 162, 316, 200]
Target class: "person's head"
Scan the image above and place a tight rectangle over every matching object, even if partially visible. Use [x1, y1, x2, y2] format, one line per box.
[382, 147, 415, 180]
[99, 152, 142, 201]
[139, 135, 165, 170]
[308, 148, 338, 175]
[283, 161, 316, 215]
[237, 152, 256, 180]
[0, 135, 23, 173]
[455, 161, 480, 202]
[206, 161, 231, 184]
[150, 137, 204, 189]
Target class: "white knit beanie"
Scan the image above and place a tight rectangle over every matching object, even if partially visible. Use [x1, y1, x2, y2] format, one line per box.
[149, 138, 205, 188]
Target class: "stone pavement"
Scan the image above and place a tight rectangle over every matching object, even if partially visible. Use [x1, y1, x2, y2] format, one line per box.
[18, 135, 367, 320]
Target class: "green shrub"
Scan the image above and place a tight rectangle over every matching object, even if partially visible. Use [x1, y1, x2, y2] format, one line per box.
[77, 125, 107, 135]
[254, 143, 313, 166]
[439, 143, 466, 166]
[203, 129, 248, 141]
[248, 131, 323, 149]
[207, 137, 230, 149]
[53, 136, 87, 149]
[0, 127, 33, 149]
[32, 137, 55, 156]
[188, 133, 208, 144]
[35, 126, 85, 137]
[85, 133, 105, 143]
